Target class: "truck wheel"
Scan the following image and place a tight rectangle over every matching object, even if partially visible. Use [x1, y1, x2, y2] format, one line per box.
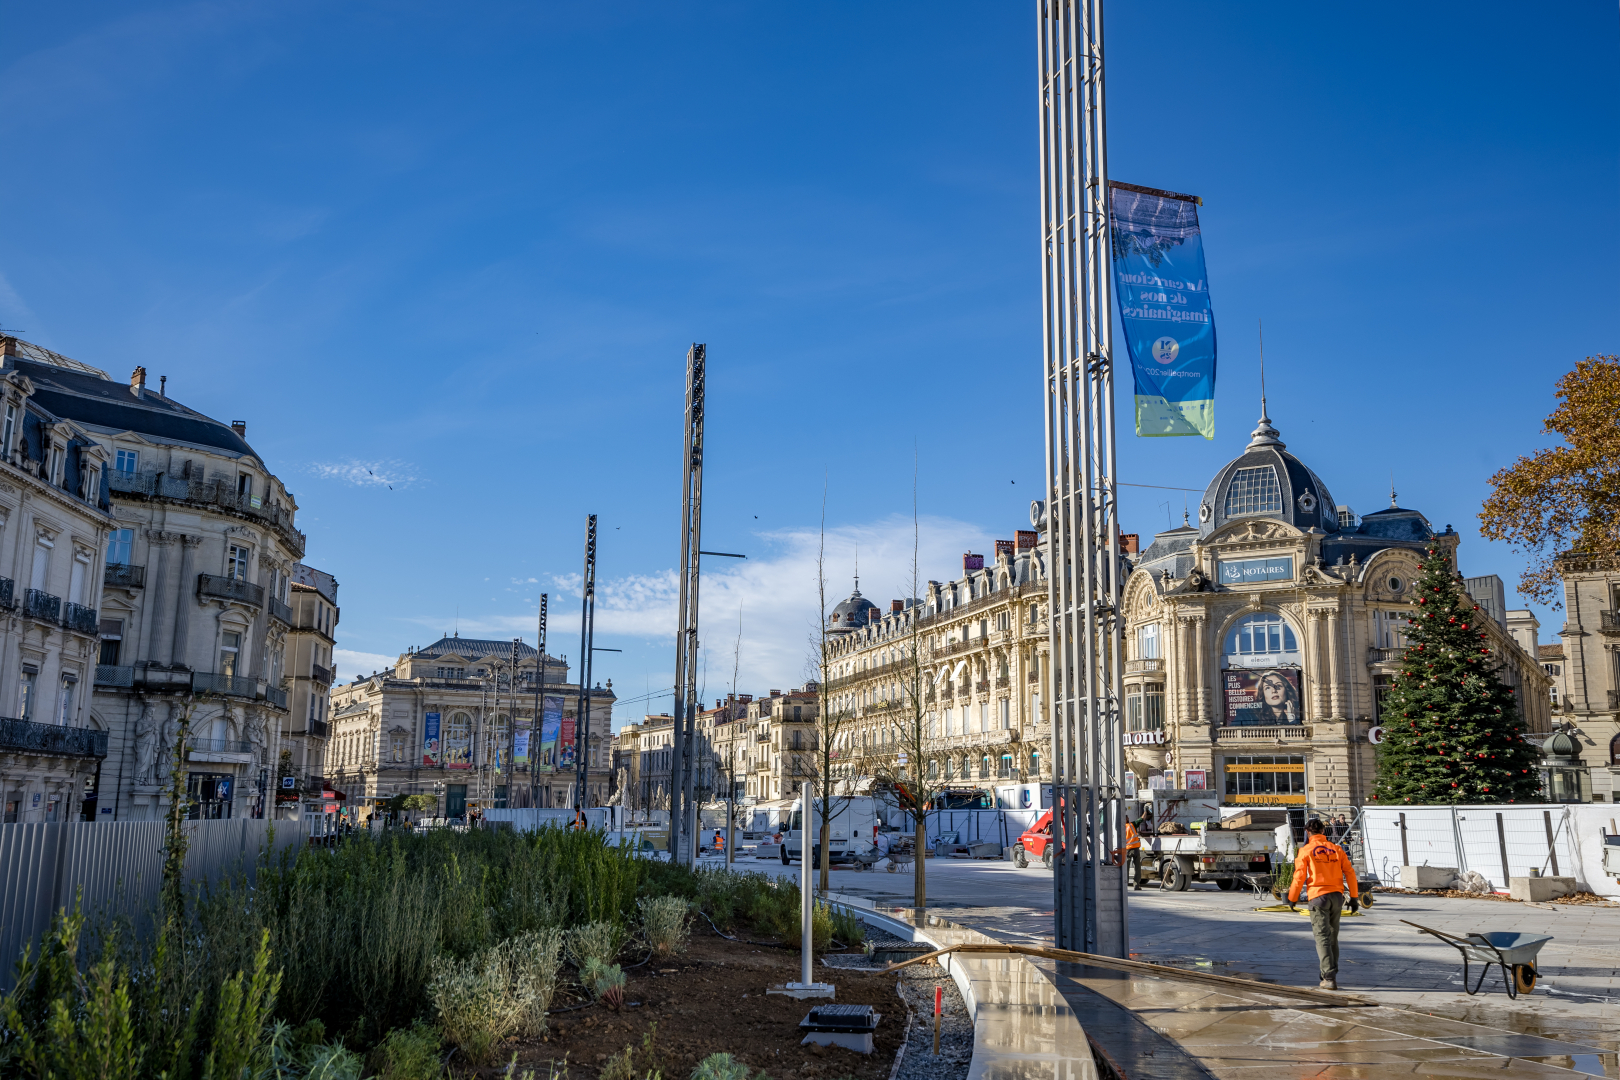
[1013, 844, 1028, 868]
[1041, 848, 1053, 871]
[1162, 861, 1189, 892]
[1216, 878, 1237, 891]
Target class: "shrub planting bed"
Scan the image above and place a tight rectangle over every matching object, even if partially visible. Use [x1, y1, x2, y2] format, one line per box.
[516, 933, 904, 1080]
[0, 823, 893, 1080]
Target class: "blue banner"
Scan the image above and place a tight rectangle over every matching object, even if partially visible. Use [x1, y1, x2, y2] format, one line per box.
[1109, 182, 1217, 439]
[540, 695, 563, 771]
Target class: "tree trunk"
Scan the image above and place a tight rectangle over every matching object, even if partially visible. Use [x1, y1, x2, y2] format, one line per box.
[819, 814, 831, 895]
[914, 809, 926, 912]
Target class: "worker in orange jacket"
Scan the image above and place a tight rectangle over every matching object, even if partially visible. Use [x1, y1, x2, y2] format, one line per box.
[1287, 819, 1360, 990]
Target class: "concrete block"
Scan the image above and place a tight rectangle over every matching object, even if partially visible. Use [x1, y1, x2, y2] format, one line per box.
[1400, 865, 1458, 890]
[1509, 876, 1576, 902]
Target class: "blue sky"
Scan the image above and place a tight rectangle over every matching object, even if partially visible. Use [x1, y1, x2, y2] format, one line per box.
[2, 3, 1616, 722]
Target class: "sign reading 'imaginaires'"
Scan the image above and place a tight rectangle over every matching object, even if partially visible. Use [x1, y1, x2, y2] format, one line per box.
[1109, 182, 1217, 439]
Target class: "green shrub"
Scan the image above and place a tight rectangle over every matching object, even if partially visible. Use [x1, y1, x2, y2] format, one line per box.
[506, 929, 565, 1037]
[566, 921, 625, 970]
[1271, 861, 1294, 900]
[429, 946, 526, 1064]
[373, 1022, 442, 1080]
[638, 896, 691, 960]
[825, 903, 865, 947]
[299, 1041, 366, 1080]
[691, 1052, 752, 1080]
[600, 1023, 661, 1080]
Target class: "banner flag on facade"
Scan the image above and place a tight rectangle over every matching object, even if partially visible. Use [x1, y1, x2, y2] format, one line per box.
[1109, 181, 1217, 439]
[422, 711, 441, 765]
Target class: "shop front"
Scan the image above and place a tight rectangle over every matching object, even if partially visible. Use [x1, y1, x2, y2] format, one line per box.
[187, 772, 236, 819]
[1221, 754, 1308, 805]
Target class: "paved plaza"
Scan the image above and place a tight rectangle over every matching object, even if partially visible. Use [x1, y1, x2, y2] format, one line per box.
[727, 852, 1620, 1076]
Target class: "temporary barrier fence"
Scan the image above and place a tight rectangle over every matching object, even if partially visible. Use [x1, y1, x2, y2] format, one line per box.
[0, 818, 310, 991]
[1358, 804, 1619, 896]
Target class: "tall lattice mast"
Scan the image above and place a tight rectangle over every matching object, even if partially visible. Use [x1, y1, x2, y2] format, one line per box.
[1037, 0, 1128, 956]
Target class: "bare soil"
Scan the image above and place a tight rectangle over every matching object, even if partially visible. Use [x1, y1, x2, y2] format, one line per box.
[456, 933, 905, 1080]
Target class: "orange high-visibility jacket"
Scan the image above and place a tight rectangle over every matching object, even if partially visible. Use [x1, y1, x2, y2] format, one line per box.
[1125, 822, 1142, 851]
[1288, 837, 1359, 902]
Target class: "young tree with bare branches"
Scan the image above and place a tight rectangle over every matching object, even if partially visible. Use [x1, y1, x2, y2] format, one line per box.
[808, 489, 856, 895]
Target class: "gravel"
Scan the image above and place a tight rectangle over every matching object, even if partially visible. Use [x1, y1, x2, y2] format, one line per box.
[890, 961, 973, 1080]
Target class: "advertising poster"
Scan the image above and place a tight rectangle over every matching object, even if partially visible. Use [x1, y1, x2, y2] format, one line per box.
[444, 716, 472, 770]
[539, 695, 564, 771]
[1184, 770, 1207, 791]
[560, 715, 577, 768]
[422, 711, 441, 765]
[1223, 668, 1303, 726]
[513, 724, 530, 765]
[1108, 181, 1217, 439]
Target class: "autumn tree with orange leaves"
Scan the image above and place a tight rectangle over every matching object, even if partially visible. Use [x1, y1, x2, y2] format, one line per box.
[1480, 355, 1620, 606]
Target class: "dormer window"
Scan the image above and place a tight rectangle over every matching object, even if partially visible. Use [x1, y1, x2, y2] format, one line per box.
[1224, 466, 1282, 517]
[115, 448, 138, 476]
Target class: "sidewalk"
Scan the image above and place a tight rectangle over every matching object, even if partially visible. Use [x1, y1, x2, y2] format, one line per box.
[766, 857, 1620, 1076]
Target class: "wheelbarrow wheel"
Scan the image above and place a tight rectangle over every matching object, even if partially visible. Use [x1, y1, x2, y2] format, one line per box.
[1513, 963, 1537, 995]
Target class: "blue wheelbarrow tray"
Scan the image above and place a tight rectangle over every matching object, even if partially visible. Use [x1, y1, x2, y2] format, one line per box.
[1402, 920, 1553, 999]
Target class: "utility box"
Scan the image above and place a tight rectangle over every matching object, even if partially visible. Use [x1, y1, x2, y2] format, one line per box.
[1399, 865, 1458, 890]
[800, 1004, 881, 1054]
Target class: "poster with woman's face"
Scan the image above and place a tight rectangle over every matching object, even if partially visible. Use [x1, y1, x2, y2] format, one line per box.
[1223, 667, 1302, 725]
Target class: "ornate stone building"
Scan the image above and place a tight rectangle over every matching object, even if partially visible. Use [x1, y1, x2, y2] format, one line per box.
[822, 525, 1052, 789]
[328, 635, 615, 816]
[0, 337, 309, 822]
[1544, 553, 1620, 802]
[1121, 409, 1551, 809]
[277, 563, 339, 816]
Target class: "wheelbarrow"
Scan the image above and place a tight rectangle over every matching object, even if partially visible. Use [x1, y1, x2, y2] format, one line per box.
[1401, 920, 1553, 999]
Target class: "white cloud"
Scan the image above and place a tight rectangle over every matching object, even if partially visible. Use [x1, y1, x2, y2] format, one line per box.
[309, 459, 419, 488]
[334, 648, 398, 680]
[429, 514, 997, 694]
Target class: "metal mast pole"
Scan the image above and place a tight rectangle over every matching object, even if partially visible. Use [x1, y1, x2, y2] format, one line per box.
[670, 343, 705, 867]
[1037, 0, 1127, 956]
[574, 516, 598, 813]
[531, 594, 547, 808]
[506, 637, 520, 806]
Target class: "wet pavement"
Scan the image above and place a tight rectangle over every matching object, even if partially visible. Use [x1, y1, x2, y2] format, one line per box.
[742, 854, 1620, 1077]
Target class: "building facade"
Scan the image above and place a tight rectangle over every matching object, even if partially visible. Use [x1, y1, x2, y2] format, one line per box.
[277, 564, 338, 816]
[327, 635, 615, 817]
[821, 525, 1052, 790]
[1546, 553, 1620, 802]
[1121, 410, 1551, 809]
[0, 337, 308, 823]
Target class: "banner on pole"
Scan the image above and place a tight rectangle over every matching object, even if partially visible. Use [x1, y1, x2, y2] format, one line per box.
[539, 695, 563, 769]
[1109, 181, 1217, 439]
[422, 711, 440, 765]
[559, 714, 577, 768]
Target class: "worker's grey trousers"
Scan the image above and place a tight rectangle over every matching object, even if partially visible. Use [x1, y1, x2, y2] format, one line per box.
[1308, 892, 1344, 979]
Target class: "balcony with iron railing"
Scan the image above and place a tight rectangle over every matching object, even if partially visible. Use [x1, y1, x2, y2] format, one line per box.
[192, 671, 257, 698]
[975, 680, 990, 694]
[198, 574, 264, 607]
[267, 595, 293, 626]
[186, 736, 253, 756]
[64, 602, 99, 634]
[0, 716, 108, 759]
[310, 663, 333, 685]
[95, 664, 135, 687]
[0, 577, 13, 609]
[23, 589, 60, 622]
[103, 563, 146, 589]
[1124, 658, 1163, 675]
[264, 685, 288, 710]
[108, 470, 306, 558]
[1366, 646, 1405, 665]
[305, 718, 330, 738]
[1600, 610, 1620, 634]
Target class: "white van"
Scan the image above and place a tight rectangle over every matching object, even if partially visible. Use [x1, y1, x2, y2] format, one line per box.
[780, 795, 883, 866]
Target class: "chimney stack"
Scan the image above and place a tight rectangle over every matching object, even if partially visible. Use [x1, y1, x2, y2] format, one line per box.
[130, 366, 147, 392]
[1120, 533, 1140, 554]
[891, 599, 903, 613]
[230, 421, 247, 438]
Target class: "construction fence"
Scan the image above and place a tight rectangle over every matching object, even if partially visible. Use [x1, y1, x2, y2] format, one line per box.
[0, 818, 311, 991]
[1360, 803, 1620, 897]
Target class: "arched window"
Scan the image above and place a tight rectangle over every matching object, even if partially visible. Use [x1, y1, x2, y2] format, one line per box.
[1029, 750, 1041, 776]
[1224, 612, 1301, 668]
[445, 712, 472, 768]
[1224, 465, 1282, 517]
[1611, 733, 1620, 767]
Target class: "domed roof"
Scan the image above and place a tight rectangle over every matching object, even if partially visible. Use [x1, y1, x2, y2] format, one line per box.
[1197, 410, 1340, 539]
[1543, 731, 1582, 760]
[829, 584, 879, 633]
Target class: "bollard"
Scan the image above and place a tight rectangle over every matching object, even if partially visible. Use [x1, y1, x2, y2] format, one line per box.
[933, 985, 942, 1055]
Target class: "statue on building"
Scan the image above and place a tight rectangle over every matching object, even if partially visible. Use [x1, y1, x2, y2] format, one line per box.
[245, 709, 268, 768]
[133, 698, 159, 785]
[158, 704, 185, 781]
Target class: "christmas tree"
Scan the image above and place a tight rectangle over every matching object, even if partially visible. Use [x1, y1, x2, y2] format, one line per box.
[1371, 543, 1543, 804]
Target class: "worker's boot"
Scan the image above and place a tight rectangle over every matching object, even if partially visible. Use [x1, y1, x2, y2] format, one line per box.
[1318, 977, 1337, 991]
